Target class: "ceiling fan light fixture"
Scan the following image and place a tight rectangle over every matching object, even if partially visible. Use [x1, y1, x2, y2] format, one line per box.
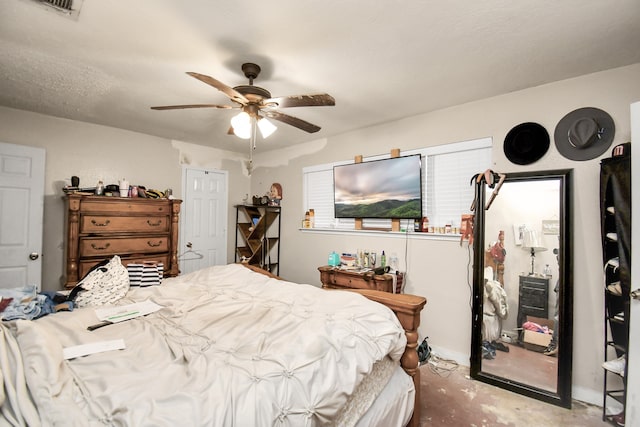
[152, 63, 334, 139]
[257, 117, 277, 139]
[231, 111, 251, 139]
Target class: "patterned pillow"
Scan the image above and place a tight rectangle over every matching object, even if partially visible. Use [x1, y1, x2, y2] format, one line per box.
[73, 255, 130, 307]
[127, 262, 163, 287]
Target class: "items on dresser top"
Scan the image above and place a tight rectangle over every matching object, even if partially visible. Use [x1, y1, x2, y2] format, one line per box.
[318, 265, 404, 293]
[64, 194, 182, 289]
[62, 180, 173, 199]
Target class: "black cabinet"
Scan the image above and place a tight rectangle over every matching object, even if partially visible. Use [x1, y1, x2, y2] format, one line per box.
[600, 143, 630, 425]
[234, 205, 281, 275]
[517, 275, 550, 329]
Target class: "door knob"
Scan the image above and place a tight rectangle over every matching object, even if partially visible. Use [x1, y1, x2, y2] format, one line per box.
[631, 289, 640, 300]
[29, 252, 39, 260]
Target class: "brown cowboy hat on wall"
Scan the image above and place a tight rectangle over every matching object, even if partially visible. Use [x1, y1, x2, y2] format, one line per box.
[554, 107, 615, 161]
[503, 122, 550, 165]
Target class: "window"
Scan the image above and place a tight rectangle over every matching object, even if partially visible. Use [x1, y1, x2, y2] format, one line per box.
[303, 137, 492, 231]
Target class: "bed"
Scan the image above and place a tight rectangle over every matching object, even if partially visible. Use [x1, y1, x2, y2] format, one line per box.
[1, 263, 426, 426]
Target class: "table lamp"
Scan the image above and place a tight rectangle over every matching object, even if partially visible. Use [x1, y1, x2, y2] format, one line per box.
[522, 230, 547, 275]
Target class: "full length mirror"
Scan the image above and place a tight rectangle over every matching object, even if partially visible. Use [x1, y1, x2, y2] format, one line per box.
[470, 169, 573, 408]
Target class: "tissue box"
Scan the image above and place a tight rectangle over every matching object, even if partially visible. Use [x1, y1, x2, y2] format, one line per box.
[340, 253, 357, 267]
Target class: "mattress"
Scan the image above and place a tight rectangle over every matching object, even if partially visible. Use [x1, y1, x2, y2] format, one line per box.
[354, 364, 415, 427]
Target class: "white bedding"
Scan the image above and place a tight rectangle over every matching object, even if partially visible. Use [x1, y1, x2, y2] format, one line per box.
[1, 264, 410, 426]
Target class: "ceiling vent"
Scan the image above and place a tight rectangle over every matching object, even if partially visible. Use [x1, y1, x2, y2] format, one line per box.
[23, 0, 84, 19]
[43, 0, 72, 10]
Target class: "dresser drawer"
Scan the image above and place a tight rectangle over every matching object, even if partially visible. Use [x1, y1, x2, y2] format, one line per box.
[80, 199, 171, 215]
[81, 215, 169, 233]
[328, 273, 369, 289]
[78, 254, 170, 279]
[324, 270, 393, 292]
[80, 235, 169, 257]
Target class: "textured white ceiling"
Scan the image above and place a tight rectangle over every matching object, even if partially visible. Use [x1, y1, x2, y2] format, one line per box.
[1, 0, 639, 153]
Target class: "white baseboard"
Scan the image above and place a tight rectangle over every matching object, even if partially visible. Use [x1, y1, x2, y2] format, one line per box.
[571, 385, 605, 408]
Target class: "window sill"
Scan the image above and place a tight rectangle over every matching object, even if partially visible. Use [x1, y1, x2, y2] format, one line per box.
[298, 227, 462, 241]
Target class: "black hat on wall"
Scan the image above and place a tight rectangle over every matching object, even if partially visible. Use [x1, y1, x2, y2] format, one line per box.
[554, 107, 615, 161]
[503, 122, 550, 165]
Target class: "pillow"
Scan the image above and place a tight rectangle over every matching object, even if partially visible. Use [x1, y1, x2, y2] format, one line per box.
[72, 255, 130, 307]
[127, 262, 163, 287]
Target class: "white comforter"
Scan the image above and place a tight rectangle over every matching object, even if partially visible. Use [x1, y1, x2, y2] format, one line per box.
[1, 264, 407, 426]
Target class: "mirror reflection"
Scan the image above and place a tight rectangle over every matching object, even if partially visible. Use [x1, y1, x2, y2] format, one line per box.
[471, 169, 572, 408]
[481, 179, 560, 391]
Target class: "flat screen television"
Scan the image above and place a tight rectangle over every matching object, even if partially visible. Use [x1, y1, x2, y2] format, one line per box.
[333, 154, 423, 219]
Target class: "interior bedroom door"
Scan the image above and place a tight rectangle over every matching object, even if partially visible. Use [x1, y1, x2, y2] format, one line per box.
[0, 142, 45, 290]
[180, 167, 228, 274]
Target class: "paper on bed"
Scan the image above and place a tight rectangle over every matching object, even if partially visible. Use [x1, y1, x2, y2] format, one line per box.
[95, 300, 162, 323]
[63, 339, 126, 360]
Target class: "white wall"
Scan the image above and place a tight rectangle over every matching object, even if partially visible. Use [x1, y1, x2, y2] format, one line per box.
[248, 63, 640, 404]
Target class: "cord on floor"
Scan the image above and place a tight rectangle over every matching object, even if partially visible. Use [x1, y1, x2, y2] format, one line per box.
[423, 353, 459, 378]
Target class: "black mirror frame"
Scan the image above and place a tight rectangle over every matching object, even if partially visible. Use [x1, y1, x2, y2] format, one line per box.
[470, 169, 573, 408]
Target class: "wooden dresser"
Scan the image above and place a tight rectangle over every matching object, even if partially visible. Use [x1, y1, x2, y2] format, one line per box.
[65, 194, 182, 288]
[318, 265, 403, 293]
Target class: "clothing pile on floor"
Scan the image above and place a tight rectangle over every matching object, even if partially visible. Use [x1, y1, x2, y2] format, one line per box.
[522, 320, 553, 335]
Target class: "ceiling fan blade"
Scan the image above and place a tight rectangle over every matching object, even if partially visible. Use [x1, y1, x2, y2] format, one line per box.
[265, 94, 335, 108]
[186, 72, 249, 105]
[151, 104, 234, 110]
[264, 111, 321, 133]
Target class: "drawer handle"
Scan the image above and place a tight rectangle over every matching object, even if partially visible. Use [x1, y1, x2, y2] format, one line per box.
[147, 219, 162, 227]
[147, 240, 163, 248]
[90, 243, 111, 251]
[91, 219, 111, 227]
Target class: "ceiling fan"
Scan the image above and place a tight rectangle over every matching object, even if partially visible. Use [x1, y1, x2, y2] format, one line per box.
[151, 63, 335, 136]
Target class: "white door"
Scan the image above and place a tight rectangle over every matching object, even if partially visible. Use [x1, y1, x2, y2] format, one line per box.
[627, 101, 639, 426]
[180, 167, 228, 274]
[0, 142, 45, 290]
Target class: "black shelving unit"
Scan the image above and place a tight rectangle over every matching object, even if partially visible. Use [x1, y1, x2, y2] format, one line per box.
[600, 143, 631, 425]
[234, 205, 281, 275]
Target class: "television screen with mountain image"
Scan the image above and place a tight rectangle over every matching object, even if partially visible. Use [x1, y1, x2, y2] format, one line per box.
[334, 154, 423, 219]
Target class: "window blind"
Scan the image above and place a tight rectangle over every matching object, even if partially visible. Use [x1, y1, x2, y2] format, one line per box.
[425, 147, 492, 228]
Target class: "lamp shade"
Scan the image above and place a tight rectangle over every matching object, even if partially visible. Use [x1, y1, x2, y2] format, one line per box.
[257, 117, 277, 139]
[522, 230, 547, 251]
[231, 112, 251, 139]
